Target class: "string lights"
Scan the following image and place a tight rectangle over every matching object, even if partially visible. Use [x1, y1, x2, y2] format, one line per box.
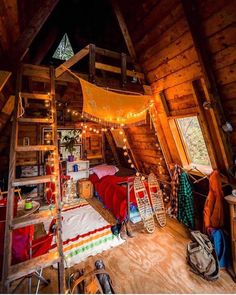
[44, 98, 170, 202]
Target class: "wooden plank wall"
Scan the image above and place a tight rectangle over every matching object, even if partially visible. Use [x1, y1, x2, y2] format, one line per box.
[121, 0, 236, 170]
[126, 124, 170, 181]
[196, 0, 236, 156]
[124, 0, 201, 165]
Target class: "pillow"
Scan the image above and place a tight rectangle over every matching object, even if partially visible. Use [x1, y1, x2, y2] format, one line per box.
[90, 165, 119, 179]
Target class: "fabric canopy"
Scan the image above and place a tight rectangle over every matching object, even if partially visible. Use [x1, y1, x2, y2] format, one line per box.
[79, 78, 151, 126]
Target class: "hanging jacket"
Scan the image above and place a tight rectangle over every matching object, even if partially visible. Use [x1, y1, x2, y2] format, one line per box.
[177, 172, 194, 229]
[203, 170, 224, 233]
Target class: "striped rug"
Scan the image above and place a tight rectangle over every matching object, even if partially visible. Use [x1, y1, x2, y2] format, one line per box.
[44, 199, 124, 267]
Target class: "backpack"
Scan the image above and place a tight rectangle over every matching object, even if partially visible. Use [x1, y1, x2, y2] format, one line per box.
[186, 231, 219, 281]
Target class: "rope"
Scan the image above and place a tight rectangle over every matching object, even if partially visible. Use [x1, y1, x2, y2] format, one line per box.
[17, 92, 25, 118]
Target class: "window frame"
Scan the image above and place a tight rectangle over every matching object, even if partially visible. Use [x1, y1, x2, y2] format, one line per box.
[169, 115, 213, 175]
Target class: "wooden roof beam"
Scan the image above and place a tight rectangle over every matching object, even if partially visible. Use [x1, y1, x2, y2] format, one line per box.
[111, 0, 137, 62]
[181, 0, 233, 169]
[2, 0, 59, 68]
[0, 71, 11, 92]
[55, 45, 90, 78]
[0, 0, 19, 44]
[32, 26, 61, 65]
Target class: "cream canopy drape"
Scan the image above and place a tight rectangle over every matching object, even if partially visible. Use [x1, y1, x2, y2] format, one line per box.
[79, 78, 152, 126]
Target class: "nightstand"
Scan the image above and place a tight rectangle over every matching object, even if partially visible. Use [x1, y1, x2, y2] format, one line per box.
[66, 160, 90, 181]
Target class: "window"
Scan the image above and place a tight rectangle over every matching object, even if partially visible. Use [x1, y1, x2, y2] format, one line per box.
[53, 33, 74, 60]
[176, 116, 211, 168]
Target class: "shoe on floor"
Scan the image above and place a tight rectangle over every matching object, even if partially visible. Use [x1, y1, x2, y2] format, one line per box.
[125, 221, 136, 238]
[120, 222, 128, 240]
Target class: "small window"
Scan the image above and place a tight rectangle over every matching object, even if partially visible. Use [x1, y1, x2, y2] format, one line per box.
[53, 33, 74, 61]
[176, 116, 211, 168]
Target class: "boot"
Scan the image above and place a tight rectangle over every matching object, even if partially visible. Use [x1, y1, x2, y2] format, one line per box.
[125, 220, 135, 238]
[120, 221, 128, 240]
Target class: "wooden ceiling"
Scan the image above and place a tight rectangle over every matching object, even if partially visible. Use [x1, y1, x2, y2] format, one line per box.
[0, 0, 129, 69]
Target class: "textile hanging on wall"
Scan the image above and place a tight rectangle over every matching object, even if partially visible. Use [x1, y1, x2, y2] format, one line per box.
[79, 78, 151, 126]
[169, 164, 182, 218]
[177, 172, 194, 229]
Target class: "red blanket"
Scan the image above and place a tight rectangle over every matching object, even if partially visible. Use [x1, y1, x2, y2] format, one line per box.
[89, 174, 136, 221]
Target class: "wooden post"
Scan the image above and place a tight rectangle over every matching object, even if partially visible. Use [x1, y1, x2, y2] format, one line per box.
[89, 44, 96, 83]
[121, 52, 127, 86]
[2, 65, 22, 292]
[50, 66, 65, 293]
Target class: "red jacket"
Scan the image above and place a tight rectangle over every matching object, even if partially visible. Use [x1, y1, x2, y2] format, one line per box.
[203, 170, 224, 233]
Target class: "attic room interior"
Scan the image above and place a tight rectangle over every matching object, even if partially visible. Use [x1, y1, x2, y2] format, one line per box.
[0, 0, 236, 293]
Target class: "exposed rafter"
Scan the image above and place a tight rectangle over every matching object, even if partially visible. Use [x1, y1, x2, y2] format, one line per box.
[0, 0, 19, 44]
[181, 0, 233, 169]
[55, 45, 89, 78]
[32, 26, 61, 65]
[0, 71, 11, 92]
[2, 0, 59, 68]
[111, 0, 137, 62]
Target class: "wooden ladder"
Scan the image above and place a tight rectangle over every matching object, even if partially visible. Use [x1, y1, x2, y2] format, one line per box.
[105, 130, 121, 166]
[1, 65, 65, 293]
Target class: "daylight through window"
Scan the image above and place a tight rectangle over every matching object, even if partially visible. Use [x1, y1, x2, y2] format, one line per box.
[176, 116, 211, 168]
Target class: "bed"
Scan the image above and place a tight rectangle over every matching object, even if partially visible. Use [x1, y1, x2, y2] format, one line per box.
[89, 173, 136, 222]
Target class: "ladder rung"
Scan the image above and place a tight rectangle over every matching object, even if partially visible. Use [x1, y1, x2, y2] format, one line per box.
[12, 175, 54, 186]
[17, 117, 53, 124]
[16, 145, 56, 152]
[20, 92, 52, 100]
[8, 252, 60, 283]
[11, 210, 56, 229]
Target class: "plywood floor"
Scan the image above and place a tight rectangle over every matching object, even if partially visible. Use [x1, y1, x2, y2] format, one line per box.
[11, 200, 236, 294]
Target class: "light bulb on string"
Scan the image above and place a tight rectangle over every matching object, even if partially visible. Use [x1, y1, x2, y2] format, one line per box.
[124, 152, 128, 156]
[123, 146, 127, 150]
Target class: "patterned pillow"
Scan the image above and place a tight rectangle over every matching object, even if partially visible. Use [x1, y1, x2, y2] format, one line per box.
[90, 165, 119, 179]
